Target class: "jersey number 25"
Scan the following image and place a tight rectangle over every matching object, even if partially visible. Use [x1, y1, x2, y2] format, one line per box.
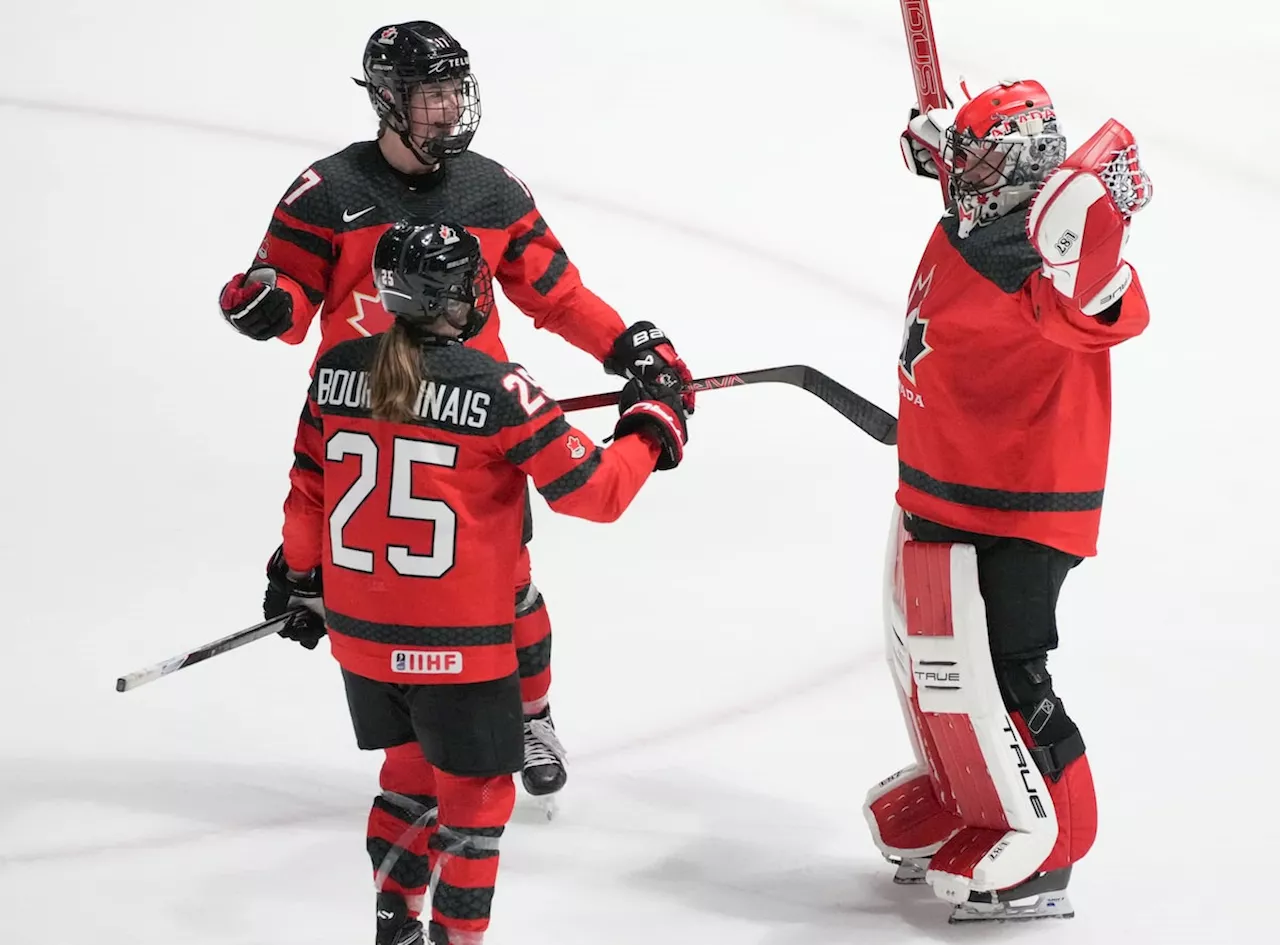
[326, 432, 458, 578]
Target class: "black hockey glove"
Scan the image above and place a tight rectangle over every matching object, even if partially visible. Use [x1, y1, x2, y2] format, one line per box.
[613, 378, 689, 471]
[603, 321, 696, 414]
[264, 545, 326, 650]
[219, 268, 294, 340]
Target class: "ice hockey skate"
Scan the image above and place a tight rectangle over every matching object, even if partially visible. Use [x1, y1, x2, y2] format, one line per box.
[376, 892, 425, 945]
[521, 706, 567, 819]
[947, 868, 1075, 923]
[884, 853, 931, 885]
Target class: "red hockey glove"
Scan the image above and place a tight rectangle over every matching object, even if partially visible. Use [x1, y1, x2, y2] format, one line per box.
[603, 321, 696, 414]
[1027, 120, 1152, 315]
[219, 268, 294, 340]
[613, 378, 689, 471]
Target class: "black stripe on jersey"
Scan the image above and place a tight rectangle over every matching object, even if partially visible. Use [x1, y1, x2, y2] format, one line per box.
[538, 448, 603, 502]
[269, 218, 335, 263]
[939, 211, 1041, 294]
[505, 416, 571, 466]
[287, 276, 326, 306]
[532, 249, 568, 296]
[899, 462, 1105, 512]
[293, 451, 323, 475]
[504, 216, 548, 261]
[327, 610, 514, 647]
[432, 880, 495, 921]
[300, 402, 323, 431]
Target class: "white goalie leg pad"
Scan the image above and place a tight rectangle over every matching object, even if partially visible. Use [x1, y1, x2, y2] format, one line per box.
[863, 762, 954, 860]
[864, 507, 963, 862]
[897, 539, 1058, 903]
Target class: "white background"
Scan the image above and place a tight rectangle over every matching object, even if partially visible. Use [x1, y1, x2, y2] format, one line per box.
[1, 2, 1277, 942]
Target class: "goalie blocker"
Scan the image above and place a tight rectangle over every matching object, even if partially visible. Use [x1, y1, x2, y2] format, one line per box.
[864, 509, 1097, 919]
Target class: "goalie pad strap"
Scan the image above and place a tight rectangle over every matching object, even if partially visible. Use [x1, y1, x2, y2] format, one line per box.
[1030, 729, 1086, 783]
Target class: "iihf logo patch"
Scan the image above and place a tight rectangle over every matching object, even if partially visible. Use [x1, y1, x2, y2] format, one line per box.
[378, 27, 398, 45]
[391, 650, 463, 674]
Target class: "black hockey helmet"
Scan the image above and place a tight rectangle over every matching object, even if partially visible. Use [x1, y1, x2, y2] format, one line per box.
[354, 21, 482, 164]
[372, 221, 492, 342]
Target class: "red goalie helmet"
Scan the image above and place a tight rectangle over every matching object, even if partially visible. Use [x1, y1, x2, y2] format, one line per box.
[944, 79, 1067, 200]
[954, 79, 1054, 139]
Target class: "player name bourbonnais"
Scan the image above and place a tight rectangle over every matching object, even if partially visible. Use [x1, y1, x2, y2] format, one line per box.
[315, 367, 491, 429]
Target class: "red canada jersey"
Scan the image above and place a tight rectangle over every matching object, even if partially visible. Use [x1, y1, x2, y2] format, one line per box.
[250, 142, 625, 369]
[282, 338, 659, 685]
[895, 210, 1149, 557]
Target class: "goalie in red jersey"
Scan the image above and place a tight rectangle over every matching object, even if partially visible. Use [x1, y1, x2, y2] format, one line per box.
[263, 221, 689, 945]
[216, 20, 695, 801]
[868, 79, 1153, 921]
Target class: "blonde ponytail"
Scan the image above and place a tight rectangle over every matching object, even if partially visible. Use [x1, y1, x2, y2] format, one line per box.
[370, 321, 423, 422]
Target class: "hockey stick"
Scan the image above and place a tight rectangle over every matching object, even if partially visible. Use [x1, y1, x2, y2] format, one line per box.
[899, 0, 952, 205]
[115, 609, 304, 693]
[558, 366, 898, 445]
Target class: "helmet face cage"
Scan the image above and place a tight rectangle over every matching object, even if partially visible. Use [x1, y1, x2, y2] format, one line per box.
[380, 72, 481, 162]
[944, 124, 1067, 201]
[360, 23, 482, 162]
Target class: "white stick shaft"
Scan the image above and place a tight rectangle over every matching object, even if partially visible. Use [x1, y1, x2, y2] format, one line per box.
[115, 610, 300, 693]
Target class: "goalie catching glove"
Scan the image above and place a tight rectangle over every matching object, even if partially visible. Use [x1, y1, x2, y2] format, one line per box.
[264, 545, 326, 650]
[1027, 119, 1153, 316]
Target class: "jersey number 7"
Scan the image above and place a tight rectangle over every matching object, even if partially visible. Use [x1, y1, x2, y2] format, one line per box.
[326, 432, 458, 578]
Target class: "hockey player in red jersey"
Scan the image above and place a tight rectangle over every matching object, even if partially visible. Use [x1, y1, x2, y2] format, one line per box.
[217, 21, 696, 801]
[262, 221, 690, 945]
[867, 79, 1152, 921]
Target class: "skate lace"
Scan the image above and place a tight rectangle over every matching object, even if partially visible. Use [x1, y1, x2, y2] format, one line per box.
[523, 716, 566, 768]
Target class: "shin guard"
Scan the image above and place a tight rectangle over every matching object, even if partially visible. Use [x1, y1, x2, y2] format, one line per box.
[429, 772, 516, 940]
[371, 743, 440, 917]
[513, 548, 552, 711]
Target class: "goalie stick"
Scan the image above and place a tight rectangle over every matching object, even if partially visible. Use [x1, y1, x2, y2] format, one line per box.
[115, 609, 304, 693]
[899, 0, 951, 205]
[558, 365, 898, 445]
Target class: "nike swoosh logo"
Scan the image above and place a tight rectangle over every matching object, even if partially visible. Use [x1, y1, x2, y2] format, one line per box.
[343, 206, 375, 223]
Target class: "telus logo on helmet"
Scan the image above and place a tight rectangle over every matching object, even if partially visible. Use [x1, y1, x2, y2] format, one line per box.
[427, 55, 468, 75]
